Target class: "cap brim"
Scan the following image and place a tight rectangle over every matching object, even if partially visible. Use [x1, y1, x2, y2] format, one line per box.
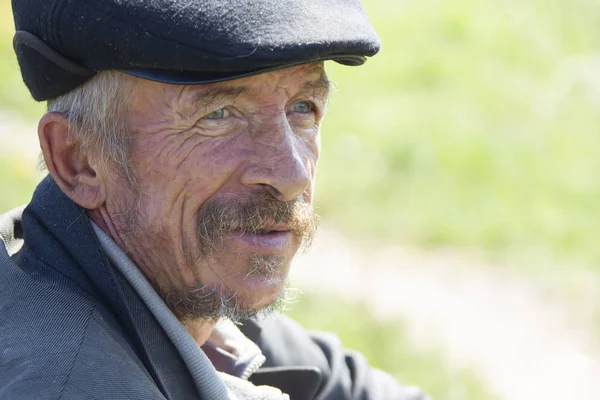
[120, 54, 366, 85]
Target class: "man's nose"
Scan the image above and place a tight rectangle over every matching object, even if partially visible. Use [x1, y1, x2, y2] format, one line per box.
[240, 123, 311, 202]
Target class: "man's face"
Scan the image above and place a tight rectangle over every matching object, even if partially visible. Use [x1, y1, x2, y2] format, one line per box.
[103, 63, 328, 322]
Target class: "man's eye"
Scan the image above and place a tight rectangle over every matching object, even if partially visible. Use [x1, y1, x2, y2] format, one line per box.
[204, 109, 230, 120]
[291, 101, 314, 114]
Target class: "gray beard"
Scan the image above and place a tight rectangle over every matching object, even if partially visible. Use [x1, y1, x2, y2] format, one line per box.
[159, 254, 293, 324]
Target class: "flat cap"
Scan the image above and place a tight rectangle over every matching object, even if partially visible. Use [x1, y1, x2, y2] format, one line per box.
[12, 0, 381, 101]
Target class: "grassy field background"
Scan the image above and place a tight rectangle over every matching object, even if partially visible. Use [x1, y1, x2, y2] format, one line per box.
[317, 0, 600, 273]
[3, 0, 600, 398]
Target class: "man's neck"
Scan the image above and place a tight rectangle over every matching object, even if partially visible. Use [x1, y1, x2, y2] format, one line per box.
[184, 319, 216, 346]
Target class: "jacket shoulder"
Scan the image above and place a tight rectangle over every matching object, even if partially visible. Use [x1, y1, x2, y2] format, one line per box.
[0, 240, 163, 399]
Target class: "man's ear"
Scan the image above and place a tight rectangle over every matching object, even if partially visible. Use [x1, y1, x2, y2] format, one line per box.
[38, 112, 107, 209]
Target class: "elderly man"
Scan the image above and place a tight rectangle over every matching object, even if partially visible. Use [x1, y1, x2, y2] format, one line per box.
[0, 0, 427, 399]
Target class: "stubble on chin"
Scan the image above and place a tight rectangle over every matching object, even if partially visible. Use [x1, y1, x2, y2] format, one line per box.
[157, 254, 292, 324]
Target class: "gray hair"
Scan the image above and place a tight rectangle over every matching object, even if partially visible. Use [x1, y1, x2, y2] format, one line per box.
[45, 71, 137, 183]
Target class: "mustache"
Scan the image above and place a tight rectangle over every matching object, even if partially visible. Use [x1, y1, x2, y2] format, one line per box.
[196, 190, 319, 254]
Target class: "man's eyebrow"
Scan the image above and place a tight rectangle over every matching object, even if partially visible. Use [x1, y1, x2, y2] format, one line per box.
[189, 86, 247, 109]
[187, 71, 331, 109]
[299, 72, 332, 99]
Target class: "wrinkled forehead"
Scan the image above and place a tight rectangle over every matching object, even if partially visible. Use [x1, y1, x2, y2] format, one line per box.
[130, 62, 330, 112]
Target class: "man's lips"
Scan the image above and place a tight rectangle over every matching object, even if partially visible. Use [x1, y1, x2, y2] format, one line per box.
[228, 228, 293, 252]
[246, 225, 290, 234]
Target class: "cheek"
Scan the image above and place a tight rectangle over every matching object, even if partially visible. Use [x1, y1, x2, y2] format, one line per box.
[297, 124, 320, 166]
[302, 130, 320, 171]
[306, 133, 321, 202]
[314, 130, 322, 158]
[129, 135, 249, 225]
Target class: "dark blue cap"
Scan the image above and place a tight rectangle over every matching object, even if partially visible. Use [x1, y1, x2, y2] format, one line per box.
[12, 0, 381, 101]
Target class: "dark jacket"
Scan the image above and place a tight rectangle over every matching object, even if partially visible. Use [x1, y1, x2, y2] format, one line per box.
[0, 176, 426, 400]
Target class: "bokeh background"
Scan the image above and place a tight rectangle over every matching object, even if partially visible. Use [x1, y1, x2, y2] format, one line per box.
[2, 0, 600, 399]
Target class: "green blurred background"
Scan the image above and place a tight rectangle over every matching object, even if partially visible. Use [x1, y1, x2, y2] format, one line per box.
[3, 0, 600, 398]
